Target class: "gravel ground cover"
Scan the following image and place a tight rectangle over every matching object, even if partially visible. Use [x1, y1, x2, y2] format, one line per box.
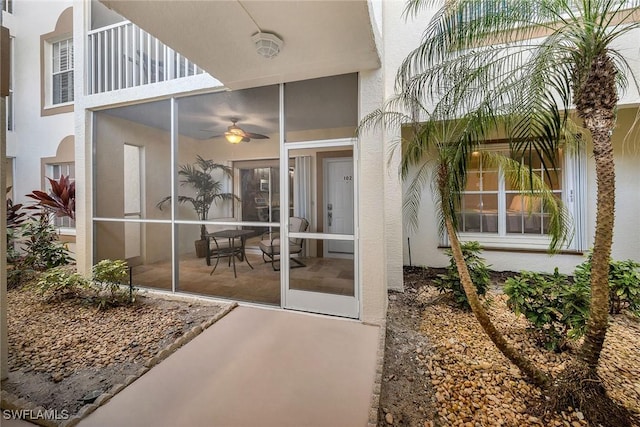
[1, 287, 230, 417]
[379, 267, 640, 427]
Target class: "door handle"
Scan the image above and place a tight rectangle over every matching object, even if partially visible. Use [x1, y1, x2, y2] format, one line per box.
[328, 212, 332, 226]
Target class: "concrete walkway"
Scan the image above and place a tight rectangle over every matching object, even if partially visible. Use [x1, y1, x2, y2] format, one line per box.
[78, 306, 380, 427]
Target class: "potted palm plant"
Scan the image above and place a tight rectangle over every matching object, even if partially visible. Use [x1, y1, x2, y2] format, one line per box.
[157, 155, 238, 257]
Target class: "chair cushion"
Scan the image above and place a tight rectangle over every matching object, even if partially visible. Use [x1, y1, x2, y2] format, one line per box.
[258, 239, 302, 255]
[288, 217, 309, 245]
[258, 239, 280, 255]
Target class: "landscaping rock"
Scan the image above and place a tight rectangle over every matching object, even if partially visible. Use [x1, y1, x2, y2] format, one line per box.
[2, 288, 231, 418]
[378, 267, 640, 426]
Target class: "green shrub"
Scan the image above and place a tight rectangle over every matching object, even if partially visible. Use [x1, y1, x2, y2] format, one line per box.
[32, 267, 89, 302]
[7, 214, 72, 288]
[6, 226, 35, 289]
[504, 269, 589, 352]
[434, 241, 491, 310]
[91, 259, 135, 309]
[574, 254, 640, 316]
[93, 259, 129, 285]
[21, 215, 73, 270]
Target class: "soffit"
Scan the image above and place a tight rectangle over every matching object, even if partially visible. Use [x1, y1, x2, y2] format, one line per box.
[98, 0, 380, 90]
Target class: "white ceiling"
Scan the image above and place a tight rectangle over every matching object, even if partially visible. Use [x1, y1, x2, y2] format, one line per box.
[99, 0, 380, 90]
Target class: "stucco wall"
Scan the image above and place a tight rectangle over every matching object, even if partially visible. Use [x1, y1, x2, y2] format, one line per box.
[595, 107, 640, 263]
[378, 5, 640, 275]
[403, 107, 640, 274]
[5, 1, 74, 206]
[380, 1, 429, 292]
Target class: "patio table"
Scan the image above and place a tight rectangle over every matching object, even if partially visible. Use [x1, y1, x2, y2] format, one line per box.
[206, 229, 254, 278]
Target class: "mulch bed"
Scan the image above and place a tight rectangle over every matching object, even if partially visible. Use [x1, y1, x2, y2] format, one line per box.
[1, 288, 230, 418]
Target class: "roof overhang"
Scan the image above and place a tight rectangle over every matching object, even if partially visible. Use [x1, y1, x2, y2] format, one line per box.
[99, 0, 381, 90]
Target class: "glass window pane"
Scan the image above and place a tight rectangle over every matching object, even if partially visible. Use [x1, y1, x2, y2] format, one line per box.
[468, 152, 480, 170]
[462, 194, 481, 211]
[460, 194, 497, 233]
[465, 172, 480, 191]
[522, 153, 542, 169]
[546, 169, 562, 190]
[482, 171, 499, 191]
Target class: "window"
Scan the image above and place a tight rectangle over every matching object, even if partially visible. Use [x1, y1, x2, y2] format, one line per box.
[455, 145, 585, 251]
[2, 0, 12, 14]
[46, 162, 75, 229]
[51, 38, 74, 105]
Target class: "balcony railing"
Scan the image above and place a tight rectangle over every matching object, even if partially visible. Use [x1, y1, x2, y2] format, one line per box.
[88, 21, 205, 95]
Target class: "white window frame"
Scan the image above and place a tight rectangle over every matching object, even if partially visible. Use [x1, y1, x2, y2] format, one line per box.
[46, 37, 74, 107]
[45, 162, 76, 233]
[453, 144, 586, 252]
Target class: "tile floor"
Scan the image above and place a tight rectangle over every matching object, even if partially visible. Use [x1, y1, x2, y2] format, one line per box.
[131, 251, 354, 306]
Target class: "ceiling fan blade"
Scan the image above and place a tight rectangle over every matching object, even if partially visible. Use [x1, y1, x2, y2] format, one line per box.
[203, 119, 271, 142]
[244, 132, 270, 139]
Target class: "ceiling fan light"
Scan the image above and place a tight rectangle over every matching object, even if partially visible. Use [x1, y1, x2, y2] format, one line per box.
[251, 32, 283, 59]
[225, 132, 244, 144]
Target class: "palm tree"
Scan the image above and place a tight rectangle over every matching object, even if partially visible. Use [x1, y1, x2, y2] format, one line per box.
[363, 0, 639, 424]
[361, 95, 569, 387]
[157, 155, 238, 244]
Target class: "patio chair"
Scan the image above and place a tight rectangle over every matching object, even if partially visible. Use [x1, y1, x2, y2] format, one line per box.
[258, 217, 309, 271]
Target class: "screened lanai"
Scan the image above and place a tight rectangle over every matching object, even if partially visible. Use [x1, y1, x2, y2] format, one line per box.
[92, 73, 361, 316]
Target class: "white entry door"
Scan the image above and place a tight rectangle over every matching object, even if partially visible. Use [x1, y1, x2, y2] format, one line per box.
[324, 158, 354, 258]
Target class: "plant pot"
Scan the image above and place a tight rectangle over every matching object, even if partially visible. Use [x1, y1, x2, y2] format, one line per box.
[194, 239, 208, 258]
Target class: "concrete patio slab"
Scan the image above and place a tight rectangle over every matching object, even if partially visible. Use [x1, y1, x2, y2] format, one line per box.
[78, 306, 380, 427]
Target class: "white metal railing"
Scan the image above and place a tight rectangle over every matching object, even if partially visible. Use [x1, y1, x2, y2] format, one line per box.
[87, 21, 205, 95]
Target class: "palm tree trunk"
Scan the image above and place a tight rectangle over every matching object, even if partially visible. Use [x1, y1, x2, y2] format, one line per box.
[578, 123, 615, 369]
[573, 54, 618, 370]
[443, 216, 551, 387]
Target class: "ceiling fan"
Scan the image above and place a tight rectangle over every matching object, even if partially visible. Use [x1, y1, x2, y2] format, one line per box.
[206, 118, 270, 144]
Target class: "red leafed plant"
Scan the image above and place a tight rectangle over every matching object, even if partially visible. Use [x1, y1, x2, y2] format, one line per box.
[6, 187, 27, 228]
[26, 175, 76, 220]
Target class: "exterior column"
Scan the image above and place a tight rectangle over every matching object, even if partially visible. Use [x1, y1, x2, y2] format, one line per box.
[358, 69, 387, 324]
[73, 0, 92, 274]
